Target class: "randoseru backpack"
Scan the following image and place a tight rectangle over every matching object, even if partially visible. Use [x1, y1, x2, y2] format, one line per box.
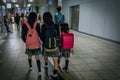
[61, 32, 74, 49]
[44, 25, 58, 52]
[24, 21, 40, 49]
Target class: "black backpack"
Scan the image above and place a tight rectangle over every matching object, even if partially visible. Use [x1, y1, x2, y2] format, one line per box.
[44, 24, 59, 52]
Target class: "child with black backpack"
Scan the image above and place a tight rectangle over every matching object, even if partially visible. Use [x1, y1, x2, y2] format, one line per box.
[59, 23, 74, 72]
[41, 12, 59, 77]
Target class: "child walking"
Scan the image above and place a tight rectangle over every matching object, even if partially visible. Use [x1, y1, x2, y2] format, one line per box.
[21, 12, 42, 76]
[41, 12, 59, 77]
[59, 23, 74, 72]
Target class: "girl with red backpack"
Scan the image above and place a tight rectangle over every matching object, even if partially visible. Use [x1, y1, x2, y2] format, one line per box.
[59, 23, 74, 72]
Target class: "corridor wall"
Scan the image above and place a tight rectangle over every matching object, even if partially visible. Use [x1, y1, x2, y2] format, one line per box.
[62, 0, 120, 43]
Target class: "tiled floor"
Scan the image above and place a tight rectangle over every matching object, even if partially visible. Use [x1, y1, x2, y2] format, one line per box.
[0, 25, 120, 80]
[60, 31, 120, 80]
[0, 26, 48, 80]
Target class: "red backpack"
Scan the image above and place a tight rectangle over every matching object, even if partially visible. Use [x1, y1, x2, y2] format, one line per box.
[61, 32, 74, 49]
[24, 21, 40, 49]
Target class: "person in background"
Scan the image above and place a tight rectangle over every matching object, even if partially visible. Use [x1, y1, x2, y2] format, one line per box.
[15, 13, 20, 30]
[20, 13, 26, 26]
[37, 13, 43, 26]
[54, 6, 65, 25]
[54, 6, 65, 68]
[21, 12, 42, 76]
[4, 14, 12, 33]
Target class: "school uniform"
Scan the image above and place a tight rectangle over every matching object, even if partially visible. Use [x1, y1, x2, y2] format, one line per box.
[41, 22, 59, 57]
[60, 49, 71, 58]
[21, 22, 42, 55]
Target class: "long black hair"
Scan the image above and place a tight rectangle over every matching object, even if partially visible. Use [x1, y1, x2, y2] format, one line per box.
[28, 12, 37, 27]
[43, 11, 53, 26]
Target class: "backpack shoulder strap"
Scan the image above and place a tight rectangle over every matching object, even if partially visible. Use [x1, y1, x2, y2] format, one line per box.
[24, 21, 31, 30]
[33, 21, 37, 30]
[24, 21, 37, 30]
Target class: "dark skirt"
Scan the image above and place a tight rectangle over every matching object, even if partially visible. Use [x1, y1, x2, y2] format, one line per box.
[60, 48, 71, 58]
[44, 50, 59, 57]
[25, 48, 41, 56]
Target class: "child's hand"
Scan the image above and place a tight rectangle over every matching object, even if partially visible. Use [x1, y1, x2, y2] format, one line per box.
[70, 49, 74, 57]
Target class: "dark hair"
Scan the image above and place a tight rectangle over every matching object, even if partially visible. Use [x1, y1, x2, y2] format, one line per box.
[57, 6, 61, 12]
[60, 23, 69, 33]
[16, 13, 18, 16]
[28, 12, 37, 26]
[21, 13, 24, 18]
[43, 11, 53, 25]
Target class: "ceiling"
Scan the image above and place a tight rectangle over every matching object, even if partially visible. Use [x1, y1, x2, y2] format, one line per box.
[1, 0, 45, 8]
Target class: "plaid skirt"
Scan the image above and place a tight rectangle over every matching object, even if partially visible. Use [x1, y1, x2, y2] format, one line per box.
[59, 48, 71, 58]
[25, 48, 41, 56]
[44, 50, 59, 57]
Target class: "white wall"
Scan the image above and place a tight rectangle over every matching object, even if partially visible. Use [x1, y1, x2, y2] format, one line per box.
[34, 0, 57, 21]
[39, 5, 46, 16]
[62, 0, 120, 42]
[39, 0, 58, 19]
[47, 0, 58, 17]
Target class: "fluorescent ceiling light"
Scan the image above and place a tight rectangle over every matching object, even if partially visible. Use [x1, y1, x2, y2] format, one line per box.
[27, 4, 31, 7]
[15, 4, 19, 7]
[28, 0, 33, 2]
[6, 3, 12, 9]
[3, 0, 6, 3]
[11, 0, 17, 2]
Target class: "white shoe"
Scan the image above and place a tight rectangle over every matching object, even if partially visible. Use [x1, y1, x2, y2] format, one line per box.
[49, 72, 58, 77]
[29, 67, 32, 71]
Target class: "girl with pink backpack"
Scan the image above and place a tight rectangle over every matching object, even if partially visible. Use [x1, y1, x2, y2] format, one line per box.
[21, 12, 42, 76]
[58, 23, 74, 72]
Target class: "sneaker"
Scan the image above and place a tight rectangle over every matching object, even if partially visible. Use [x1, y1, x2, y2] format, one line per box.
[29, 67, 32, 71]
[49, 72, 58, 77]
[38, 72, 41, 76]
[62, 67, 69, 73]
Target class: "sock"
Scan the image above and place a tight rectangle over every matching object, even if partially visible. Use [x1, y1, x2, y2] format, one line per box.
[53, 69, 58, 74]
[28, 59, 32, 67]
[65, 60, 69, 69]
[58, 59, 60, 66]
[36, 60, 41, 72]
[45, 63, 48, 65]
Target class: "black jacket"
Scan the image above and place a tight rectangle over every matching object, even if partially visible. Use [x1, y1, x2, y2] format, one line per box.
[41, 22, 60, 46]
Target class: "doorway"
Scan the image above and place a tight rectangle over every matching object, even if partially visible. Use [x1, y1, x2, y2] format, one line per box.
[70, 5, 80, 31]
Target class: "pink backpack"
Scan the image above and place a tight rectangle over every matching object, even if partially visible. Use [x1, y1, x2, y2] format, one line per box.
[24, 21, 40, 49]
[61, 32, 74, 49]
